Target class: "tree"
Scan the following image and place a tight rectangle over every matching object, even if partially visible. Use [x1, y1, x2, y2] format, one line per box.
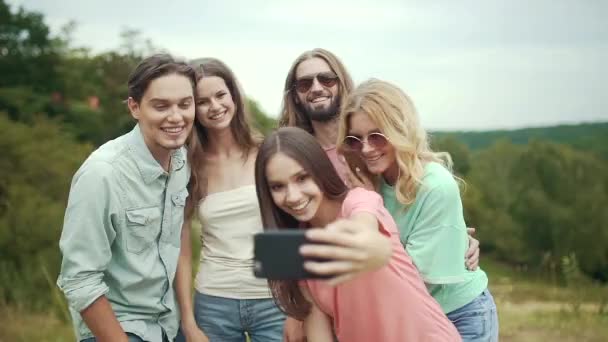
[247, 98, 276, 136]
[0, 113, 92, 308]
[431, 134, 472, 176]
[0, 0, 61, 92]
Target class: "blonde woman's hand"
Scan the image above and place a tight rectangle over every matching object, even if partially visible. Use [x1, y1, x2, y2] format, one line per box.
[466, 227, 480, 271]
[339, 155, 374, 190]
[344, 166, 374, 190]
[300, 217, 392, 286]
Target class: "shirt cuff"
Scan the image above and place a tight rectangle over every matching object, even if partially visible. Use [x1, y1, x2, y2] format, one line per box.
[57, 272, 110, 312]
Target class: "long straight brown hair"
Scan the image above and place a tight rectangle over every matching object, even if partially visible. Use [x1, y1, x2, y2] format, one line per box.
[254, 127, 348, 320]
[185, 58, 261, 220]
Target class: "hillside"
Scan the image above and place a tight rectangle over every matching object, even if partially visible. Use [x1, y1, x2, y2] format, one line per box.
[432, 121, 608, 159]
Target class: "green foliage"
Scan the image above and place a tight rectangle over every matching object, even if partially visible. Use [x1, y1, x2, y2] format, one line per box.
[247, 99, 277, 136]
[433, 122, 608, 160]
[430, 134, 472, 176]
[1, 0, 607, 321]
[0, 0, 61, 92]
[464, 139, 608, 281]
[0, 114, 92, 309]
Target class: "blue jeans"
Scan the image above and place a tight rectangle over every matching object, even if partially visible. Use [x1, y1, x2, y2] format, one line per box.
[447, 288, 499, 342]
[81, 332, 166, 342]
[176, 291, 285, 342]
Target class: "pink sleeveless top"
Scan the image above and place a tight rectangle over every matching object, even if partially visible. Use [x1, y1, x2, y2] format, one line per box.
[304, 188, 461, 341]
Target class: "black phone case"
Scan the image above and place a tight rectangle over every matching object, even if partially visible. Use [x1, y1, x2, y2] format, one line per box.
[253, 230, 331, 280]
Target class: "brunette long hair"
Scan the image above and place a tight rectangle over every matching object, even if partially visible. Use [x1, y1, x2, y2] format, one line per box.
[254, 127, 348, 319]
[185, 58, 261, 219]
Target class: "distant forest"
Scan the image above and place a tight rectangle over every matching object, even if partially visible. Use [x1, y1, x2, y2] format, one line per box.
[433, 122, 608, 160]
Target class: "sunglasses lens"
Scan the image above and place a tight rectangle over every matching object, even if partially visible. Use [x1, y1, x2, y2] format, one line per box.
[368, 133, 388, 148]
[295, 73, 338, 93]
[295, 78, 313, 93]
[344, 136, 363, 151]
[317, 74, 338, 88]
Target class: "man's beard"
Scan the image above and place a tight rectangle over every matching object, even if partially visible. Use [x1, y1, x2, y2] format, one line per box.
[305, 98, 340, 123]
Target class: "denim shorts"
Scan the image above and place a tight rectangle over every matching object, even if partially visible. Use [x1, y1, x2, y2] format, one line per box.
[176, 291, 285, 342]
[447, 288, 499, 342]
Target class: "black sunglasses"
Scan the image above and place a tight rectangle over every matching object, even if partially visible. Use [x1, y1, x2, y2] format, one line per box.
[293, 72, 339, 93]
[342, 132, 390, 152]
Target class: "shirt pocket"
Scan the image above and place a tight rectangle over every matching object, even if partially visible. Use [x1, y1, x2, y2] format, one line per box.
[125, 206, 162, 254]
[168, 188, 189, 247]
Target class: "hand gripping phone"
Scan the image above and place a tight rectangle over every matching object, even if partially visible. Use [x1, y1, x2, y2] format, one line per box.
[253, 230, 331, 280]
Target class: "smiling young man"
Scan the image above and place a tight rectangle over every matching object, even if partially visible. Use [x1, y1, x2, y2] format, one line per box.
[279, 48, 354, 184]
[57, 54, 196, 342]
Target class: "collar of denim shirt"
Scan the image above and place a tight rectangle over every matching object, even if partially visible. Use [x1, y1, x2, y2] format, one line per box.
[126, 124, 187, 184]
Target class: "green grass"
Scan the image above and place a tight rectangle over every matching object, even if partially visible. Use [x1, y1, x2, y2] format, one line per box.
[0, 304, 74, 342]
[483, 257, 608, 341]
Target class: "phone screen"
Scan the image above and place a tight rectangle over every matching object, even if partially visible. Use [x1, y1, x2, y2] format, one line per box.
[253, 230, 332, 280]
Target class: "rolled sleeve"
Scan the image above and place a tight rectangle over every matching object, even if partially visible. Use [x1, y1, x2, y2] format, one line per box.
[406, 181, 468, 285]
[57, 161, 118, 312]
[57, 272, 109, 312]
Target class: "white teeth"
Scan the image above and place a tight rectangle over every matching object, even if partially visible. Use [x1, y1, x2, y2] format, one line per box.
[311, 97, 328, 103]
[366, 155, 382, 162]
[162, 127, 183, 133]
[289, 199, 309, 211]
[209, 111, 226, 120]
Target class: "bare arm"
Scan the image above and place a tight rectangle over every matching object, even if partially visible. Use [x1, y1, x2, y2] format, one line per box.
[301, 286, 334, 342]
[283, 316, 306, 342]
[81, 296, 128, 342]
[174, 220, 209, 341]
[301, 212, 392, 285]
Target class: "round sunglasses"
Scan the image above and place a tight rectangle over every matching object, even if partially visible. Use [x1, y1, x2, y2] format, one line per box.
[293, 72, 339, 93]
[342, 132, 390, 151]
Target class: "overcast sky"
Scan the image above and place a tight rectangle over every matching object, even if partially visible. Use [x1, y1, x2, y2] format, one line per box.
[9, 0, 608, 130]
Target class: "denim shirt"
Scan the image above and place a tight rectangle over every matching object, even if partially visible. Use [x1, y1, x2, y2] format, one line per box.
[57, 124, 190, 342]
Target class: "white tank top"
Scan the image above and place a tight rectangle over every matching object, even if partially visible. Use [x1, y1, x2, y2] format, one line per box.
[194, 184, 272, 299]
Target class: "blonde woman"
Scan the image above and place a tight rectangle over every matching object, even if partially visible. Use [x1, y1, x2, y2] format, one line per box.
[337, 79, 499, 342]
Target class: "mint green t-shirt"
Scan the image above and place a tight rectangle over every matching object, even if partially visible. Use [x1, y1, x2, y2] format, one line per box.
[380, 162, 488, 314]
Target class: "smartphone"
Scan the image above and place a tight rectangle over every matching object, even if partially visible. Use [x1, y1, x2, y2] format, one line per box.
[253, 230, 332, 280]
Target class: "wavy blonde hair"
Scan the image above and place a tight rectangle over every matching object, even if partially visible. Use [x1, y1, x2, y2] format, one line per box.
[278, 48, 354, 133]
[338, 79, 456, 206]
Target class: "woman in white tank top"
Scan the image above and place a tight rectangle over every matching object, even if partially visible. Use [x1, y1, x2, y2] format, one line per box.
[174, 58, 286, 342]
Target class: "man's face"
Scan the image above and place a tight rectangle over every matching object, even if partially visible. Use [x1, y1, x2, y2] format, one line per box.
[294, 57, 340, 122]
[128, 73, 195, 163]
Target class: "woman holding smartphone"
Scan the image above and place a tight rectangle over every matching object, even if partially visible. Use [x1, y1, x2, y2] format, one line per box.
[254, 127, 461, 341]
[337, 79, 499, 341]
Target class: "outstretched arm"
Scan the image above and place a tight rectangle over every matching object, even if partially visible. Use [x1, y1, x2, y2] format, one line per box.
[301, 212, 392, 286]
